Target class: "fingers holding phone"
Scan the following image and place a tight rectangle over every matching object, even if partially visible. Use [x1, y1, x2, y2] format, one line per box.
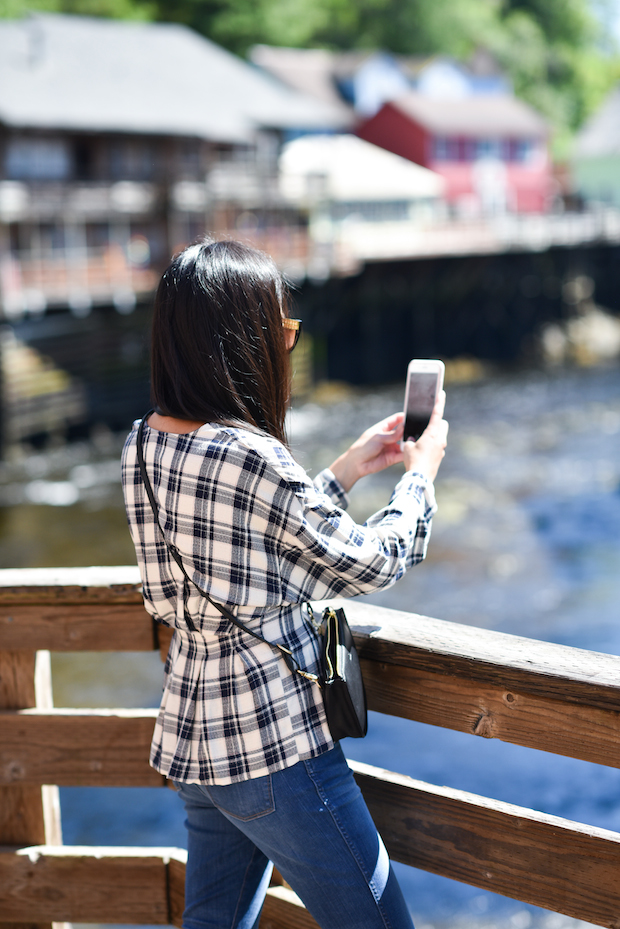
[403, 391, 448, 481]
[402, 359, 448, 482]
[403, 359, 444, 441]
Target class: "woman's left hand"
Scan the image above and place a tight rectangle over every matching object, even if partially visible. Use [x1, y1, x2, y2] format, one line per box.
[328, 413, 405, 493]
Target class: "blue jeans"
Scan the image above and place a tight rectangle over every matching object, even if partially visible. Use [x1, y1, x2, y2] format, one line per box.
[174, 743, 414, 929]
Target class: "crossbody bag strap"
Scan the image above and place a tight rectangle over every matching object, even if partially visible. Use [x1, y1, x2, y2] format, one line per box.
[136, 412, 317, 682]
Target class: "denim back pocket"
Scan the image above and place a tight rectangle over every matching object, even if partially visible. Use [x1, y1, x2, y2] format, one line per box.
[207, 774, 275, 821]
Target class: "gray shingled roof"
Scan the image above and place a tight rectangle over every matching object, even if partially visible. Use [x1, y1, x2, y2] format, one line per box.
[250, 45, 355, 122]
[0, 14, 345, 142]
[392, 93, 547, 137]
[573, 84, 620, 158]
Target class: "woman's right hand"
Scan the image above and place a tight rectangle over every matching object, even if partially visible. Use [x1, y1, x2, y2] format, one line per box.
[403, 390, 448, 483]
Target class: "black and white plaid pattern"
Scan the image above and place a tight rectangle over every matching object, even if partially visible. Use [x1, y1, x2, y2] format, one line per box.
[122, 421, 436, 784]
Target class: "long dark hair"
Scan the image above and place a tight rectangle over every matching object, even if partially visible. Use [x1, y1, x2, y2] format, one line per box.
[151, 239, 291, 444]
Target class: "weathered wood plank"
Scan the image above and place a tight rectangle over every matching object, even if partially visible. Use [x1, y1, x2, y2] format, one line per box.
[3, 580, 620, 717]
[33, 653, 63, 850]
[0, 604, 154, 652]
[0, 709, 163, 787]
[0, 650, 36, 709]
[167, 854, 186, 928]
[157, 623, 175, 661]
[362, 659, 620, 769]
[3, 572, 620, 708]
[0, 783, 46, 846]
[0, 846, 315, 929]
[3, 658, 620, 787]
[1, 573, 620, 775]
[346, 600, 620, 711]
[0, 566, 142, 603]
[4, 766, 620, 929]
[260, 887, 319, 929]
[0, 652, 55, 929]
[0, 652, 45, 854]
[0, 846, 171, 922]
[4, 730, 620, 926]
[351, 760, 620, 929]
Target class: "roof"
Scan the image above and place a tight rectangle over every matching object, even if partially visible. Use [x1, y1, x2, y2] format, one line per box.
[251, 46, 511, 110]
[389, 92, 548, 137]
[573, 84, 620, 159]
[0, 15, 345, 143]
[279, 134, 445, 202]
[250, 45, 355, 122]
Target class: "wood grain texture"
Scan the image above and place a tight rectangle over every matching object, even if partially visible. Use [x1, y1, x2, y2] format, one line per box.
[0, 651, 55, 929]
[157, 624, 175, 662]
[0, 566, 142, 602]
[2, 573, 620, 714]
[259, 887, 319, 929]
[0, 846, 169, 922]
[1, 652, 620, 788]
[3, 581, 620, 718]
[0, 709, 163, 786]
[0, 923, 53, 928]
[0, 604, 154, 652]
[0, 786, 46, 845]
[351, 760, 620, 929]
[0, 846, 317, 929]
[0, 651, 36, 708]
[2, 764, 620, 929]
[0, 654, 46, 844]
[362, 659, 620, 769]
[167, 855, 186, 928]
[346, 601, 620, 711]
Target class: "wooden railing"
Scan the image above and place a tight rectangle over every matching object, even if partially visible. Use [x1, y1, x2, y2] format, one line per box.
[1, 566, 620, 929]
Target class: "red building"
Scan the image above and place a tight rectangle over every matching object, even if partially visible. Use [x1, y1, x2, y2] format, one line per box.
[356, 93, 553, 214]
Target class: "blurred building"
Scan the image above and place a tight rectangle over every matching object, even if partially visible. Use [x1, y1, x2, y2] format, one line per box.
[250, 46, 511, 120]
[279, 134, 445, 269]
[0, 14, 345, 319]
[356, 94, 552, 214]
[253, 44, 551, 215]
[572, 84, 620, 208]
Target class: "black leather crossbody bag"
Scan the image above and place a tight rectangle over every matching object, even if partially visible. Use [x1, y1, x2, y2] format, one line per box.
[136, 412, 367, 742]
[310, 603, 367, 741]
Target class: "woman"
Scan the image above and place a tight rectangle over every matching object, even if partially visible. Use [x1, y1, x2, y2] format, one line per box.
[122, 239, 448, 929]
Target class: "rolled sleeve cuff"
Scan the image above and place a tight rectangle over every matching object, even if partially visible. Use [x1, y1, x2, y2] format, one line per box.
[393, 470, 437, 519]
[313, 468, 350, 510]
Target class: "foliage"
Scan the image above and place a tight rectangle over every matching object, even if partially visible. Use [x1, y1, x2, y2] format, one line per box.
[1, 0, 618, 151]
[0, 0, 154, 19]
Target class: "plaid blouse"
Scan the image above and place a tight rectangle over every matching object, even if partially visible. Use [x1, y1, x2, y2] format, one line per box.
[122, 419, 436, 785]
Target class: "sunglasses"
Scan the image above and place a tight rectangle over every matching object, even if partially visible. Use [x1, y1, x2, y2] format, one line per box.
[282, 317, 302, 352]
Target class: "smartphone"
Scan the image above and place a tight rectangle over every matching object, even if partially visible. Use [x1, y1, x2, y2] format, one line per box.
[403, 359, 445, 442]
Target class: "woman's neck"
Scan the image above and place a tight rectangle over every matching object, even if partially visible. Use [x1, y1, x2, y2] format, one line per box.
[148, 411, 205, 434]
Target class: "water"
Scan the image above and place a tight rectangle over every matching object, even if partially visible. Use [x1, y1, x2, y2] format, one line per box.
[2, 365, 620, 929]
[290, 366, 620, 928]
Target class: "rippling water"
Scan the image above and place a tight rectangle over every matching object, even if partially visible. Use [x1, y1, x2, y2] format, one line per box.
[2, 365, 620, 929]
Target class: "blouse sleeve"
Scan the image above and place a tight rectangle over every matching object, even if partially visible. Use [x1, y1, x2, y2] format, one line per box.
[123, 424, 437, 619]
[276, 459, 437, 603]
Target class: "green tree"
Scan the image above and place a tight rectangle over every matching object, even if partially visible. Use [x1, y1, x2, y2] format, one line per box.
[493, 0, 618, 149]
[0, 0, 153, 19]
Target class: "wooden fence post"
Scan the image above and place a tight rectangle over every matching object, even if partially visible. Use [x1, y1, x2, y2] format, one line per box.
[0, 649, 65, 929]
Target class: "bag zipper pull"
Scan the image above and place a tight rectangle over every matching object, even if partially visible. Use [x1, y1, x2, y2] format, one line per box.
[306, 603, 325, 634]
